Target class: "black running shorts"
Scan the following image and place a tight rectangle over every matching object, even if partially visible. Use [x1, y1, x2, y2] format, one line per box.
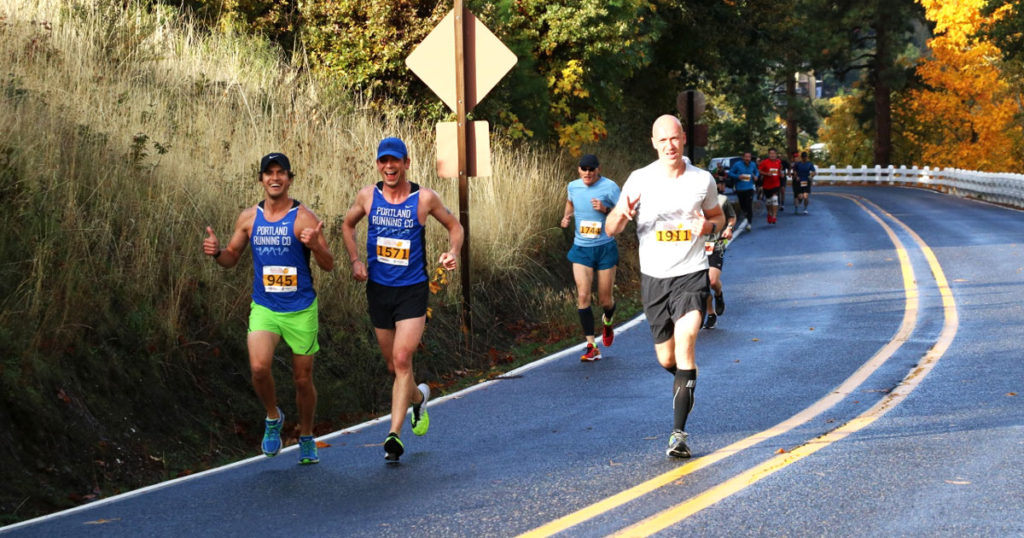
[707, 248, 724, 271]
[366, 280, 429, 329]
[641, 270, 710, 344]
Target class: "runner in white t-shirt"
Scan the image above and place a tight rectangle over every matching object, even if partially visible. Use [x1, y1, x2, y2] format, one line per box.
[606, 115, 725, 458]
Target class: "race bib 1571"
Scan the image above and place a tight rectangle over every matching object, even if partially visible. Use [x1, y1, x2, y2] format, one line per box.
[376, 237, 411, 266]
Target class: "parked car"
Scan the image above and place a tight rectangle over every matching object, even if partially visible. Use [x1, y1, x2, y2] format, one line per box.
[709, 156, 742, 187]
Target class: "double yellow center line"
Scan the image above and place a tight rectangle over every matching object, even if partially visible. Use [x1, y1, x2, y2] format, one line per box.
[520, 193, 958, 537]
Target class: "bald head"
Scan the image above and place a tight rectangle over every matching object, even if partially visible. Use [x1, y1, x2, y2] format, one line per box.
[652, 115, 683, 137]
[651, 115, 685, 165]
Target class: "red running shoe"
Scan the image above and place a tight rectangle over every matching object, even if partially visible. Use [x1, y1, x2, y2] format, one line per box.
[601, 315, 614, 347]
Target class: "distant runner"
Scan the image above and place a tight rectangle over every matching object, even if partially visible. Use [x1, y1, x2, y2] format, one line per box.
[607, 115, 725, 459]
[703, 176, 736, 329]
[757, 148, 783, 225]
[728, 152, 759, 231]
[560, 154, 621, 361]
[341, 137, 464, 463]
[792, 151, 816, 214]
[203, 152, 334, 465]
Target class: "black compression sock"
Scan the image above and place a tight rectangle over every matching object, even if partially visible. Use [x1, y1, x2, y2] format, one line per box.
[578, 308, 595, 338]
[663, 365, 677, 375]
[603, 303, 616, 322]
[673, 369, 697, 432]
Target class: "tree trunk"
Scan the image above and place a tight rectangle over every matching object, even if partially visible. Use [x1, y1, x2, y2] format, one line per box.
[785, 74, 799, 157]
[872, 4, 893, 166]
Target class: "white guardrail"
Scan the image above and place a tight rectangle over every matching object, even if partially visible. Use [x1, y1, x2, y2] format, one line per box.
[815, 164, 1024, 209]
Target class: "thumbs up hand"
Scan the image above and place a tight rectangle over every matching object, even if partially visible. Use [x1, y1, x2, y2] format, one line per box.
[300, 220, 324, 249]
[203, 226, 221, 257]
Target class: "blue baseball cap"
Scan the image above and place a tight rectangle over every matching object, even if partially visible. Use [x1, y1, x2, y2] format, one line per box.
[260, 152, 291, 172]
[376, 137, 408, 160]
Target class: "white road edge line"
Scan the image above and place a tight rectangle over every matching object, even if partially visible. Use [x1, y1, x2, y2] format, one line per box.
[0, 315, 651, 533]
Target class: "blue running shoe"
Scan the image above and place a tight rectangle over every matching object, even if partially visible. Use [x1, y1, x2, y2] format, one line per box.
[411, 383, 430, 436]
[298, 435, 319, 465]
[384, 432, 404, 462]
[262, 408, 284, 457]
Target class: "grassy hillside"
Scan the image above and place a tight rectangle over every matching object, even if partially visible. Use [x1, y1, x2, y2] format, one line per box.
[0, 0, 646, 522]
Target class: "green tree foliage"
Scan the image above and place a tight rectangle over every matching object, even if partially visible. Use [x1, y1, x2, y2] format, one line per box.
[302, 0, 447, 114]
[480, 0, 668, 154]
[812, 0, 927, 165]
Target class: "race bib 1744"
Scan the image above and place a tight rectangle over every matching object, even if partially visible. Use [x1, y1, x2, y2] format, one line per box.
[376, 237, 411, 266]
[579, 220, 602, 239]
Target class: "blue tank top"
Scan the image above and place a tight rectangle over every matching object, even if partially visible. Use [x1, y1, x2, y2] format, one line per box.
[250, 200, 316, 312]
[367, 182, 428, 286]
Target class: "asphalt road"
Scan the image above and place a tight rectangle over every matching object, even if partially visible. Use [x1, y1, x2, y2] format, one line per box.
[3, 186, 1022, 537]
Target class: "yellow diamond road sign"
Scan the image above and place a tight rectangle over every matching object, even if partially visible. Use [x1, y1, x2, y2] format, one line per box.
[406, 9, 517, 113]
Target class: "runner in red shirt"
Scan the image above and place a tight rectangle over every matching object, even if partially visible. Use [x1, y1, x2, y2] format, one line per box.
[757, 148, 783, 224]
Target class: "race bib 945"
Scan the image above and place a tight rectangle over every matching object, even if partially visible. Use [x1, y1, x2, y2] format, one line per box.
[263, 266, 297, 293]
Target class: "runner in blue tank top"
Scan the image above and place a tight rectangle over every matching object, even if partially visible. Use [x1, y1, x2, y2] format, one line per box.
[559, 154, 620, 361]
[203, 152, 334, 465]
[342, 137, 464, 463]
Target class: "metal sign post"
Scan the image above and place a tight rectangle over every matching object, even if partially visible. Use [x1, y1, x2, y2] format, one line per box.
[406, 1, 517, 340]
[453, 0, 471, 335]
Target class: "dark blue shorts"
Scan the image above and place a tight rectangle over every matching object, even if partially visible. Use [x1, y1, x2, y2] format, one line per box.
[568, 242, 619, 270]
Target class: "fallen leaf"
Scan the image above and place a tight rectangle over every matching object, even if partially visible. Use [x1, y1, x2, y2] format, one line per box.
[1007, 392, 1017, 397]
[752, 338, 760, 342]
[609, 460, 622, 466]
[847, 263, 853, 267]
[809, 327, 815, 331]
[733, 359, 740, 363]
[84, 518, 121, 525]
[316, 441, 331, 448]
[776, 448, 787, 454]
[57, 389, 71, 404]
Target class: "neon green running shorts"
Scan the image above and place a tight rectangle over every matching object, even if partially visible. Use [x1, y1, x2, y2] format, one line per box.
[248, 298, 319, 356]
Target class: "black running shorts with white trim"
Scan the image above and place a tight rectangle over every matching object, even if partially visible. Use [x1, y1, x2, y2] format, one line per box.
[641, 270, 710, 344]
[707, 248, 724, 270]
[366, 280, 429, 329]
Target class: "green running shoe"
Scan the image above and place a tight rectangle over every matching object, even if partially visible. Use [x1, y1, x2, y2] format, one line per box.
[261, 408, 284, 457]
[298, 435, 319, 465]
[384, 432, 404, 462]
[411, 383, 431, 436]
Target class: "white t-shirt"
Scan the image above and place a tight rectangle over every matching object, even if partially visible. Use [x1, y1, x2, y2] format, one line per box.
[619, 160, 719, 278]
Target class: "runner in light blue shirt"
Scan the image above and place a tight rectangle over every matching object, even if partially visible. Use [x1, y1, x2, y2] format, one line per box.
[560, 154, 620, 361]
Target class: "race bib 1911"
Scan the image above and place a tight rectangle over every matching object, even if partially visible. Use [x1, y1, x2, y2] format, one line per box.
[375, 237, 410, 266]
[655, 222, 692, 243]
[579, 220, 602, 239]
[263, 265, 298, 293]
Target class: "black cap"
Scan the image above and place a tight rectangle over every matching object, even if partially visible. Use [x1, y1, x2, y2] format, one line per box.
[579, 154, 599, 168]
[260, 153, 291, 173]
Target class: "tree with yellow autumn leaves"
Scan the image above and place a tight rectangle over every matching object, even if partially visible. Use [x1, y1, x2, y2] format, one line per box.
[902, 0, 1023, 172]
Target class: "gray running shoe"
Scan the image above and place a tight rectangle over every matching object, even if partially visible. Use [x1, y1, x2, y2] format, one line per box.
[666, 430, 691, 458]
